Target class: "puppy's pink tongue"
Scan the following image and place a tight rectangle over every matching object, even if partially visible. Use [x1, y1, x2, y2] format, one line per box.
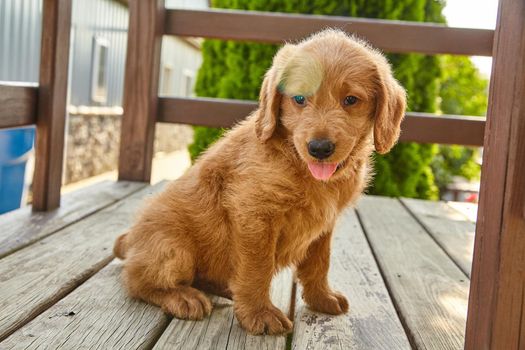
[307, 162, 338, 181]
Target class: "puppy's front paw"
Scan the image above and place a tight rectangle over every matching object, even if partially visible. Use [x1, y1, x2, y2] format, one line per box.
[304, 291, 349, 315]
[235, 305, 293, 335]
[161, 287, 213, 320]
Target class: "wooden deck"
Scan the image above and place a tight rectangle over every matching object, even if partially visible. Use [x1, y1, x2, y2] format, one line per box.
[0, 180, 476, 349]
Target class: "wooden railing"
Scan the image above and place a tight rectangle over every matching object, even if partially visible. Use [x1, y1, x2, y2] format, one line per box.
[158, 97, 486, 146]
[0, 3, 494, 196]
[165, 9, 494, 56]
[1, 3, 524, 348]
[0, 83, 38, 128]
[117, 4, 496, 183]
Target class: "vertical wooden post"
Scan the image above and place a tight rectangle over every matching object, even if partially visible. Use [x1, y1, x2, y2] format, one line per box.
[32, 0, 72, 211]
[118, 0, 164, 182]
[465, 0, 525, 349]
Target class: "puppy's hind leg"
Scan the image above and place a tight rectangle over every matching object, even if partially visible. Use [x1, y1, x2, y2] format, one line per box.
[123, 242, 212, 320]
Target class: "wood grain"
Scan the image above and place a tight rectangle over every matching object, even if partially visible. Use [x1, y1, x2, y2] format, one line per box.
[158, 97, 485, 146]
[401, 198, 475, 277]
[291, 208, 411, 350]
[356, 196, 469, 350]
[0, 83, 38, 128]
[0, 183, 166, 341]
[118, 0, 164, 182]
[153, 269, 294, 349]
[32, 0, 72, 211]
[165, 9, 493, 56]
[465, 0, 525, 348]
[0, 260, 170, 350]
[0, 181, 146, 259]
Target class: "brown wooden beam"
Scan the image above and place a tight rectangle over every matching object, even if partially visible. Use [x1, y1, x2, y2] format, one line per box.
[400, 112, 485, 146]
[165, 9, 493, 56]
[158, 97, 485, 146]
[118, 0, 164, 182]
[32, 0, 72, 211]
[465, 0, 525, 348]
[158, 96, 256, 128]
[0, 83, 38, 129]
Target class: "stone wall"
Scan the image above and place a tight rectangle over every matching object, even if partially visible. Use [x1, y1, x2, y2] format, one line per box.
[65, 114, 193, 184]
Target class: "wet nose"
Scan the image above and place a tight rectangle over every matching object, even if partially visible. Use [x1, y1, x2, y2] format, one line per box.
[307, 139, 335, 160]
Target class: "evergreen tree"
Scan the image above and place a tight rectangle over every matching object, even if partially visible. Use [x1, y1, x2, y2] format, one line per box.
[190, 0, 485, 199]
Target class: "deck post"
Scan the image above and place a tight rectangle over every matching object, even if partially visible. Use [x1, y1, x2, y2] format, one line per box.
[118, 0, 164, 182]
[32, 0, 72, 211]
[465, 0, 525, 349]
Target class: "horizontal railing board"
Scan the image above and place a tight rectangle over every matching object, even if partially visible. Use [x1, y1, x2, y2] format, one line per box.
[0, 83, 38, 129]
[158, 97, 485, 146]
[158, 96, 256, 127]
[401, 112, 485, 147]
[165, 9, 494, 56]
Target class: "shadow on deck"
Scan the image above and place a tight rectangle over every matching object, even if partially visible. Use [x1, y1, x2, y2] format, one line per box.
[0, 180, 475, 349]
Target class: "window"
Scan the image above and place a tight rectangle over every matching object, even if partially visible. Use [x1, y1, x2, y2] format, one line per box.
[91, 36, 109, 103]
[160, 65, 174, 95]
[181, 69, 195, 97]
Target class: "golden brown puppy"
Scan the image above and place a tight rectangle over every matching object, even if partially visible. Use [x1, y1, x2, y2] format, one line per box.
[114, 29, 406, 335]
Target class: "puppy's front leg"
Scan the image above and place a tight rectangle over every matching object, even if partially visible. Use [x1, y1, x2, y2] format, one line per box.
[231, 229, 293, 335]
[297, 230, 349, 315]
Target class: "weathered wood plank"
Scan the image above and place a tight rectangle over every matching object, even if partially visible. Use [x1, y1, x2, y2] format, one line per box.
[165, 9, 493, 56]
[446, 201, 477, 223]
[466, 0, 525, 348]
[32, 0, 72, 210]
[0, 181, 146, 259]
[153, 269, 294, 350]
[0, 183, 166, 341]
[0, 260, 169, 349]
[291, 208, 411, 350]
[356, 196, 469, 350]
[118, 0, 164, 182]
[158, 97, 485, 146]
[401, 198, 475, 277]
[0, 83, 38, 129]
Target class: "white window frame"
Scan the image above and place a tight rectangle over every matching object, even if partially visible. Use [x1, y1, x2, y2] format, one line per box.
[181, 69, 195, 97]
[160, 64, 174, 95]
[91, 36, 110, 103]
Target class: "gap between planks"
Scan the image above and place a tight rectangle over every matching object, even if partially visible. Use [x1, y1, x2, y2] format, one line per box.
[356, 196, 469, 350]
[0, 180, 147, 259]
[0, 182, 167, 341]
[291, 208, 411, 350]
[399, 198, 474, 278]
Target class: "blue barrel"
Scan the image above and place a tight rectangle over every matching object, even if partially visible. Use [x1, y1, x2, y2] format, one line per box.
[0, 127, 35, 214]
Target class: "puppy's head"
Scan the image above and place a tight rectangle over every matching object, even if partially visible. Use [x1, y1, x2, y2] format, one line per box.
[256, 29, 406, 181]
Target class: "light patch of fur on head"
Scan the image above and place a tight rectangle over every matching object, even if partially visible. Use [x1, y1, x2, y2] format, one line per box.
[278, 51, 324, 97]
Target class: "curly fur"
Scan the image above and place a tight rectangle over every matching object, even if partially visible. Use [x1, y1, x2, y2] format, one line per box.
[114, 29, 406, 335]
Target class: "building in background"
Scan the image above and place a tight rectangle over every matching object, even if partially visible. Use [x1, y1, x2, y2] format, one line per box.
[0, 0, 204, 189]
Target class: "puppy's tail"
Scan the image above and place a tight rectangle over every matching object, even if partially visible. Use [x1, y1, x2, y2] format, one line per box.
[113, 233, 129, 260]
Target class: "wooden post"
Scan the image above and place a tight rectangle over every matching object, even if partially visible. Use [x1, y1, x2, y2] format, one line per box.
[32, 0, 72, 211]
[118, 0, 164, 182]
[465, 0, 525, 349]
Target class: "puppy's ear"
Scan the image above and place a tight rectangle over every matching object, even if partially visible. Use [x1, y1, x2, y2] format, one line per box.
[255, 45, 297, 142]
[255, 67, 282, 142]
[373, 66, 407, 154]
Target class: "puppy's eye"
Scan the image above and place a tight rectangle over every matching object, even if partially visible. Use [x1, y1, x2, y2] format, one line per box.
[293, 95, 307, 106]
[343, 96, 358, 106]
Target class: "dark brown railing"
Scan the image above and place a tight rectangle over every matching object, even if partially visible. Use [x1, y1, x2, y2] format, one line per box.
[0, 83, 38, 128]
[165, 9, 494, 56]
[158, 97, 486, 147]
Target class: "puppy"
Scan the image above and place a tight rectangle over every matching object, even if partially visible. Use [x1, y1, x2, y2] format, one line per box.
[114, 29, 406, 335]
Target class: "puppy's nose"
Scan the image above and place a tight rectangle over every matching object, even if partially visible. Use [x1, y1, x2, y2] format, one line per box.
[308, 139, 335, 159]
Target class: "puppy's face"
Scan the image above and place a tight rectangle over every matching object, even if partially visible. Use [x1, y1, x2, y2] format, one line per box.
[256, 30, 406, 182]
